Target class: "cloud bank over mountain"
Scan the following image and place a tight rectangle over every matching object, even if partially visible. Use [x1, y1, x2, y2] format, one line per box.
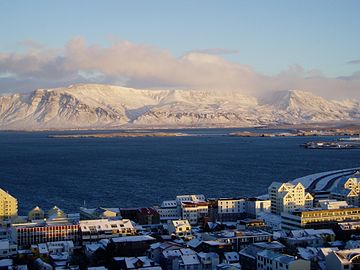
[0, 38, 359, 99]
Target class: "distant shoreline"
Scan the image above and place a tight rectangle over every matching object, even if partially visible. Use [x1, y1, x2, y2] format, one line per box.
[48, 132, 190, 138]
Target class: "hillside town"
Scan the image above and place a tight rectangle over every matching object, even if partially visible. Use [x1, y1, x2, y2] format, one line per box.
[1, 171, 360, 270]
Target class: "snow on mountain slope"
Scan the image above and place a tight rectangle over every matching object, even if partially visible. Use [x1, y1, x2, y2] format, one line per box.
[0, 84, 359, 130]
[260, 90, 352, 122]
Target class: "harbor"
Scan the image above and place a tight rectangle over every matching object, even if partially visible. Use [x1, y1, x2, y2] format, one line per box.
[302, 137, 360, 149]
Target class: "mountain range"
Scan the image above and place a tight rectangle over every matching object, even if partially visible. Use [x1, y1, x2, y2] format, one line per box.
[0, 84, 359, 130]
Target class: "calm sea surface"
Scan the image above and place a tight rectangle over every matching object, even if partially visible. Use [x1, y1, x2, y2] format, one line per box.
[0, 128, 359, 214]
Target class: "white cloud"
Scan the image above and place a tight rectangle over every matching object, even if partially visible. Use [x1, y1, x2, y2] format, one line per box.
[0, 37, 359, 99]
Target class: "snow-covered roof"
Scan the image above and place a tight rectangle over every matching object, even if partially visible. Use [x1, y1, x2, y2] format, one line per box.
[111, 235, 155, 243]
[181, 254, 200, 265]
[85, 243, 103, 253]
[0, 240, 10, 250]
[79, 218, 134, 232]
[224, 252, 239, 262]
[187, 238, 202, 248]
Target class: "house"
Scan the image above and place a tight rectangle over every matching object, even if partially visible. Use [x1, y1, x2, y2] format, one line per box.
[283, 229, 336, 248]
[160, 248, 197, 270]
[168, 220, 192, 240]
[257, 250, 310, 270]
[171, 249, 201, 270]
[196, 240, 232, 254]
[239, 241, 285, 270]
[223, 252, 239, 264]
[110, 256, 160, 269]
[198, 252, 219, 270]
[147, 241, 185, 263]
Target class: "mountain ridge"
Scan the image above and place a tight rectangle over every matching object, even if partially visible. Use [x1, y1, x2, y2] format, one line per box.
[0, 84, 359, 130]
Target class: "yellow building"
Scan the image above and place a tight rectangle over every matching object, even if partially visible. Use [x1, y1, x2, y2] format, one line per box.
[331, 173, 360, 206]
[168, 219, 192, 239]
[281, 206, 360, 230]
[0, 188, 18, 222]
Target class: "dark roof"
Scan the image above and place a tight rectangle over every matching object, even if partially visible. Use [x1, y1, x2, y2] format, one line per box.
[137, 207, 159, 216]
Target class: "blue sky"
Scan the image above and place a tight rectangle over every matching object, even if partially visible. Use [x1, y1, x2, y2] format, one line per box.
[0, 0, 359, 97]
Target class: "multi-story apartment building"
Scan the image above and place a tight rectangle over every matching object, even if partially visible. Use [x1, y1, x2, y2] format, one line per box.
[281, 206, 360, 231]
[181, 201, 209, 225]
[12, 220, 80, 247]
[157, 195, 206, 224]
[79, 219, 136, 244]
[217, 198, 246, 221]
[331, 172, 360, 206]
[0, 188, 18, 222]
[156, 200, 181, 222]
[269, 182, 313, 215]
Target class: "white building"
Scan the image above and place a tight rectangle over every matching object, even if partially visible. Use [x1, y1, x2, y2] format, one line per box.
[181, 202, 209, 225]
[156, 200, 181, 222]
[157, 195, 206, 224]
[176, 195, 206, 204]
[217, 198, 245, 221]
[318, 199, 348, 209]
[331, 173, 360, 206]
[325, 248, 360, 270]
[31, 240, 74, 257]
[79, 219, 136, 243]
[245, 198, 271, 218]
[257, 250, 310, 270]
[168, 220, 192, 240]
[268, 182, 313, 215]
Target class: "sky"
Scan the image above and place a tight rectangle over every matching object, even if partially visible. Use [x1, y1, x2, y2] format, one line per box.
[0, 0, 359, 99]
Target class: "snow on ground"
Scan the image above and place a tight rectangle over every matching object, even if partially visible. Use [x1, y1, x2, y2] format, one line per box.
[314, 173, 346, 191]
[291, 167, 359, 189]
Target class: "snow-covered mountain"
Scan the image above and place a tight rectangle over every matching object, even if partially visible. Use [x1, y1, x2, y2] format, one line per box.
[0, 84, 359, 130]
